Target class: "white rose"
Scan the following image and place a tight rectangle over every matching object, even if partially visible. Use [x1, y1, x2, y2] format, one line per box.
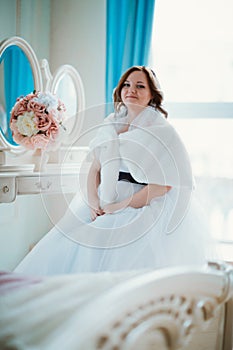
[16, 111, 38, 137]
[34, 92, 58, 111]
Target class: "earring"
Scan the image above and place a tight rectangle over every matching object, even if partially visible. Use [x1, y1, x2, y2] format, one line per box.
[149, 99, 154, 106]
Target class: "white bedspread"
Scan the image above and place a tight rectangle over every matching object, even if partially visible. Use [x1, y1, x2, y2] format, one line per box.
[0, 270, 144, 349]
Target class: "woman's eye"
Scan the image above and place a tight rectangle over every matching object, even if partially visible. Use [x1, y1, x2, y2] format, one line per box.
[137, 84, 145, 89]
[122, 82, 130, 87]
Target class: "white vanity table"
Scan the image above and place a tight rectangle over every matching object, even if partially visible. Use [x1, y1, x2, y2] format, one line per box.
[0, 36, 88, 204]
[0, 166, 81, 203]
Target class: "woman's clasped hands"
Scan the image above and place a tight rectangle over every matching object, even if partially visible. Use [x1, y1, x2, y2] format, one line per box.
[89, 199, 128, 221]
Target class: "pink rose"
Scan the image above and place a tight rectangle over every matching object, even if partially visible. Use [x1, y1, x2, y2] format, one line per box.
[24, 92, 37, 101]
[31, 134, 50, 150]
[11, 100, 28, 120]
[10, 119, 49, 150]
[12, 131, 27, 145]
[46, 120, 59, 140]
[10, 119, 18, 133]
[27, 100, 46, 115]
[10, 93, 36, 120]
[34, 112, 53, 132]
[24, 134, 49, 150]
[13, 132, 49, 150]
[10, 120, 26, 145]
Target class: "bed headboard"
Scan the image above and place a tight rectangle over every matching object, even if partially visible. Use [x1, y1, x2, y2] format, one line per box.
[52, 262, 233, 350]
[0, 262, 232, 349]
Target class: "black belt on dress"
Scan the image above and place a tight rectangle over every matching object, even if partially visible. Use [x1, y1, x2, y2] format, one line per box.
[118, 172, 147, 185]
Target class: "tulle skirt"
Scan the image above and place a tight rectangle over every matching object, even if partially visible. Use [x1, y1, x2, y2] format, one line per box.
[15, 181, 214, 275]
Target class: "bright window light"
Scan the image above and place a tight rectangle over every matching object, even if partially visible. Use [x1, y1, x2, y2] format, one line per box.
[150, 0, 233, 250]
[150, 0, 233, 102]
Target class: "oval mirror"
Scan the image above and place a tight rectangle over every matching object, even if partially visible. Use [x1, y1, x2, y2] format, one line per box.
[0, 36, 42, 153]
[50, 64, 85, 146]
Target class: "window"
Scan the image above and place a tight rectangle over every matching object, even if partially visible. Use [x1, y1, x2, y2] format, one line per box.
[150, 0, 233, 259]
[151, 0, 233, 102]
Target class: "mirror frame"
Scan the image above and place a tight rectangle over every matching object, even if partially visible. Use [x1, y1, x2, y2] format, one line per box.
[49, 64, 85, 146]
[0, 36, 43, 154]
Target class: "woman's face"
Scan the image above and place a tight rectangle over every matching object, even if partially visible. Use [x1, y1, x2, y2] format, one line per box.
[120, 71, 152, 109]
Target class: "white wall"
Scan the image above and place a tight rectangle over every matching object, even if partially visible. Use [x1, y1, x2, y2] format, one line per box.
[19, 0, 51, 61]
[50, 0, 106, 110]
[0, 0, 17, 107]
[0, 0, 50, 62]
[0, 0, 17, 41]
[1, 0, 106, 109]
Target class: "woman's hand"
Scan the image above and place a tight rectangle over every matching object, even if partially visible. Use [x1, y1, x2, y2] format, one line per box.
[88, 195, 104, 221]
[89, 200, 105, 221]
[103, 184, 171, 214]
[103, 199, 128, 214]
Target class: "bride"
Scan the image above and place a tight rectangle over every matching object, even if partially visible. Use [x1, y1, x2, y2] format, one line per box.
[15, 66, 211, 275]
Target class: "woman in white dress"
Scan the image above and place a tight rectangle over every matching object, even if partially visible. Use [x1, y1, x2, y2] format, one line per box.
[15, 66, 210, 275]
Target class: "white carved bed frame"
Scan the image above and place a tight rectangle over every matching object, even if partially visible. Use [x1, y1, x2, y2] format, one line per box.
[0, 261, 232, 349]
[53, 262, 233, 350]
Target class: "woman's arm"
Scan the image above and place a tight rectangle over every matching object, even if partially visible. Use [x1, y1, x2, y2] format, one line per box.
[87, 158, 104, 220]
[103, 184, 171, 214]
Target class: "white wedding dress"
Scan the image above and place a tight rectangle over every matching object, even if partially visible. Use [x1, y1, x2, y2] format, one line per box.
[15, 109, 213, 275]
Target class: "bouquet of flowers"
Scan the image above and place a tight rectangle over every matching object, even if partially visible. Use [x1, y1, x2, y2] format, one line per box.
[10, 91, 66, 151]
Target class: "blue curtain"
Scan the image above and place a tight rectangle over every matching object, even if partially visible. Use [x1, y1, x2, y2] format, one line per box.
[106, 0, 155, 112]
[2, 46, 34, 143]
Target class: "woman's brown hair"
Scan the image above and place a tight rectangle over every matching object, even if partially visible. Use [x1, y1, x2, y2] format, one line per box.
[113, 66, 168, 118]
